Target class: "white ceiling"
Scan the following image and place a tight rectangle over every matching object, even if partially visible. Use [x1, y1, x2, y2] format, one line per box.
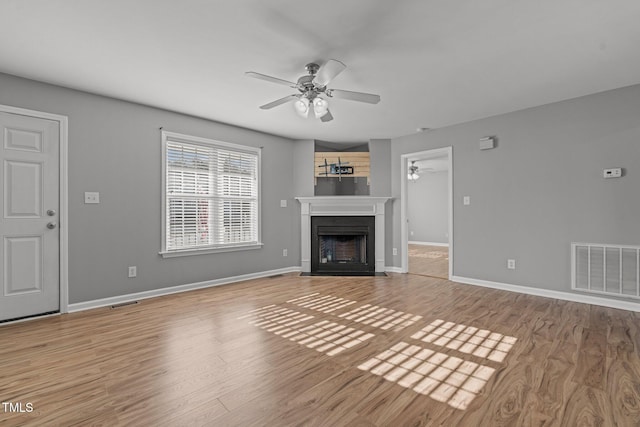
[1, 0, 640, 143]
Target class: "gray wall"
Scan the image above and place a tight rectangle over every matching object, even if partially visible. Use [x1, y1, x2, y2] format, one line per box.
[292, 139, 315, 197]
[368, 139, 394, 264]
[314, 177, 370, 196]
[390, 84, 640, 298]
[368, 139, 392, 197]
[0, 73, 298, 304]
[8, 72, 634, 305]
[291, 139, 315, 263]
[408, 171, 448, 244]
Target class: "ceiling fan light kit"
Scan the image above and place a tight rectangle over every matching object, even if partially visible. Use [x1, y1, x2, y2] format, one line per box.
[294, 97, 310, 117]
[313, 97, 329, 118]
[246, 59, 380, 123]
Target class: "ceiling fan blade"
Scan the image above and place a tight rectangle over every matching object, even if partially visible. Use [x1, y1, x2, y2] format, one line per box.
[320, 109, 333, 122]
[246, 72, 296, 87]
[314, 59, 346, 87]
[259, 95, 298, 110]
[328, 89, 381, 104]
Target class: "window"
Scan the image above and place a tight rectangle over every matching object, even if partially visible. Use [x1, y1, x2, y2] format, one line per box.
[161, 131, 261, 257]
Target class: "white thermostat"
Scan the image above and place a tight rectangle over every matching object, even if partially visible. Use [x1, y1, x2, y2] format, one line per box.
[603, 168, 622, 178]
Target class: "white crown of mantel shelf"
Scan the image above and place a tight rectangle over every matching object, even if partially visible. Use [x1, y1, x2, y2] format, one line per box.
[296, 196, 392, 273]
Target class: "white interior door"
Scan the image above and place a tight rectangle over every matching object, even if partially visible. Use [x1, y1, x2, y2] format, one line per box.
[0, 111, 60, 321]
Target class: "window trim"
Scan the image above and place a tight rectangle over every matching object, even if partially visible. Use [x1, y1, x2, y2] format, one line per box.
[159, 130, 262, 258]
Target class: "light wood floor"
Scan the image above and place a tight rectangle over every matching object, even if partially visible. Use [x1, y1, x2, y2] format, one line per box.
[1, 273, 640, 426]
[408, 244, 449, 279]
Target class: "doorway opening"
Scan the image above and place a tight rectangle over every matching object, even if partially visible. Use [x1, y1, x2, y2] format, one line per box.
[401, 147, 452, 279]
[407, 243, 449, 279]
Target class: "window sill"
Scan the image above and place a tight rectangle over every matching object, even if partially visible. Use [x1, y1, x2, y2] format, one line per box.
[159, 243, 264, 258]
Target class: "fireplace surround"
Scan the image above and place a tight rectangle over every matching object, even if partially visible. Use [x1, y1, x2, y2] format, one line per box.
[296, 196, 391, 275]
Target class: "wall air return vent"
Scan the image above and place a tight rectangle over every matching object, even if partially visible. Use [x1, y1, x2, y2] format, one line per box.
[572, 243, 640, 299]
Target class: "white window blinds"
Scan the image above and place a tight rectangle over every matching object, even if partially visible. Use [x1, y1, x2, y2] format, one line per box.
[163, 132, 260, 253]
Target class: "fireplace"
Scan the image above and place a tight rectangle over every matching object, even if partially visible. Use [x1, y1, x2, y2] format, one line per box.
[296, 197, 391, 275]
[311, 216, 375, 275]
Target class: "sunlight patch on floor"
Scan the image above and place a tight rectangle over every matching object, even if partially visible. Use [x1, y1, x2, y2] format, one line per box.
[288, 320, 374, 356]
[338, 304, 422, 331]
[411, 319, 517, 363]
[286, 293, 357, 313]
[239, 305, 314, 331]
[241, 305, 373, 356]
[358, 342, 495, 410]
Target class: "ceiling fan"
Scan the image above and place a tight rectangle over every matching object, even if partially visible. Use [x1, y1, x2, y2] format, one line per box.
[408, 161, 420, 182]
[246, 59, 380, 122]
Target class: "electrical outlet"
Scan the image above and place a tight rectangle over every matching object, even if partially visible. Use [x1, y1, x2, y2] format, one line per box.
[507, 259, 516, 270]
[282, 249, 288, 257]
[393, 248, 398, 256]
[128, 266, 137, 278]
[603, 168, 622, 178]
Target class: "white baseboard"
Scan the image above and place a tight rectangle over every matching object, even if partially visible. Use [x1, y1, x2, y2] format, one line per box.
[409, 241, 449, 247]
[68, 266, 302, 313]
[451, 275, 640, 313]
[69, 269, 639, 314]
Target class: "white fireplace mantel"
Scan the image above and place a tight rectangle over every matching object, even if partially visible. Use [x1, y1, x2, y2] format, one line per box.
[296, 196, 392, 273]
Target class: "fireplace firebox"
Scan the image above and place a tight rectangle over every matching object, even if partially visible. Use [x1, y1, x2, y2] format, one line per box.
[311, 216, 375, 275]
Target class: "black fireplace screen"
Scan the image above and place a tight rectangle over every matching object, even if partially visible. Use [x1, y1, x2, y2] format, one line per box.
[319, 234, 367, 265]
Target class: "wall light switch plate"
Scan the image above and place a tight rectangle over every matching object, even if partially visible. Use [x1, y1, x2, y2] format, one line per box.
[85, 192, 100, 204]
[463, 196, 470, 205]
[280, 199, 287, 208]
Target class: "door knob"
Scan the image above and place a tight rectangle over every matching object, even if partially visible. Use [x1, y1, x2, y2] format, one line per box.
[47, 222, 57, 229]
[47, 209, 56, 216]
